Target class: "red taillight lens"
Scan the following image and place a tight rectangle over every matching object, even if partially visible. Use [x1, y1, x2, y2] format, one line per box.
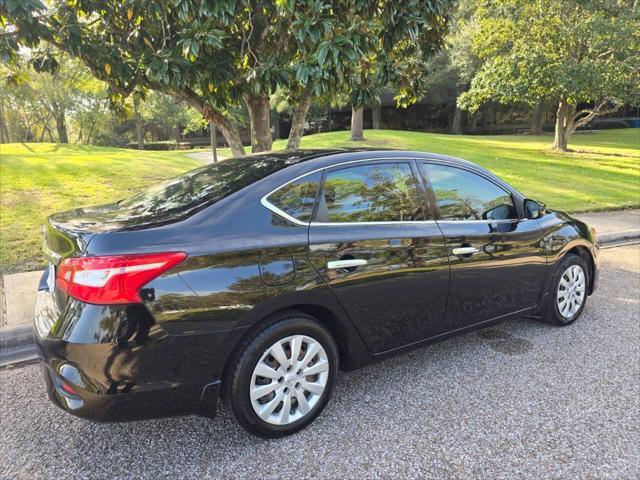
[56, 252, 187, 305]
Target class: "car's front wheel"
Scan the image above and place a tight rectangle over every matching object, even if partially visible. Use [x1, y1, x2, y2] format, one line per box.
[225, 312, 338, 438]
[544, 253, 589, 326]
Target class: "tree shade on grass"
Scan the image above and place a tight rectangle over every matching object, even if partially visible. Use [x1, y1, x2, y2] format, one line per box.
[1, 128, 638, 273]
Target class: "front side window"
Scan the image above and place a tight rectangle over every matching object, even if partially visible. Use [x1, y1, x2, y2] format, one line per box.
[315, 162, 423, 223]
[266, 172, 321, 222]
[423, 164, 517, 221]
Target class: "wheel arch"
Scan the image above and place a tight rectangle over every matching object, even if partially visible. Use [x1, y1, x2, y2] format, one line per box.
[564, 244, 596, 294]
[220, 302, 365, 396]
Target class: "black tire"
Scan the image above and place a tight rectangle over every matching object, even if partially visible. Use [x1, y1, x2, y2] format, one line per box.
[224, 311, 339, 438]
[543, 253, 589, 326]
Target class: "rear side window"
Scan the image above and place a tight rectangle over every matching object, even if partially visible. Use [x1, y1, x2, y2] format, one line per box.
[266, 172, 322, 222]
[315, 162, 423, 223]
[117, 154, 307, 219]
[423, 163, 517, 221]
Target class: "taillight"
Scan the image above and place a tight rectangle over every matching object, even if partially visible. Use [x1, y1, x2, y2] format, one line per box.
[56, 252, 187, 305]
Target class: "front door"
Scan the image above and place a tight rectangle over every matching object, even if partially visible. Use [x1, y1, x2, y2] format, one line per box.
[307, 160, 450, 353]
[420, 162, 547, 329]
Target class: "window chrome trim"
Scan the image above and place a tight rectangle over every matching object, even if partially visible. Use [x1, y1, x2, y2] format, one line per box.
[260, 156, 522, 227]
[436, 219, 519, 224]
[310, 220, 438, 226]
[260, 196, 309, 226]
[308, 219, 517, 226]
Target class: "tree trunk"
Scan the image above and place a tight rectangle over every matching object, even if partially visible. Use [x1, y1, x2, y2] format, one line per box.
[174, 123, 181, 148]
[553, 100, 573, 151]
[470, 111, 478, 133]
[85, 118, 98, 145]
[0, 98, 10, 143]
[351, 106, 364, 141]
[451, 106, 462, 134]
[244, 94, 272, 153]
[209, 120, 218, 163]
[286, 89, 313, 150]
[204, 108, 245, 157]
[371, 97, 382, 130]
[531, 101, 543, 135]
[54, 112, 69, 143]
[272, 112, 280, 139]
[133, 100, 144, 150]
[39, 123, 48, 142]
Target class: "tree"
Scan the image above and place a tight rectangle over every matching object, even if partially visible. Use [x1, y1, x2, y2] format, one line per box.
[31, 56, 88, 143]
[345, 0, 454, 142]
[420, 0, 481, 135]
[458, 0, 640, 151]
[284, 1, 454, 148]
[71, 67, 111, 145]
[2, 1, 454, 154]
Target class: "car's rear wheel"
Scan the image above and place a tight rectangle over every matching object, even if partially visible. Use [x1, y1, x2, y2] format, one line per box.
[543, 253, 589, 326]
[225, 312, 338, 438]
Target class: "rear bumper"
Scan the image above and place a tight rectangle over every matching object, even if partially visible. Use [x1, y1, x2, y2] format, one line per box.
[33, 271, 240, 422]
[36, 353, 220, 422]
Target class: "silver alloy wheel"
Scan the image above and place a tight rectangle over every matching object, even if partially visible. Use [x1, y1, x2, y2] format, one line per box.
[249, 334, 329, 426]
[557, 264, 586, 319]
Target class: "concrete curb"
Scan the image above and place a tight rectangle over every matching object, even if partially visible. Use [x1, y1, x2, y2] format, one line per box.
[598, 230, 640, 247]
[0, 324, 34, 350]
[0, 231, 638, 367]
[0, 324, 36, 367]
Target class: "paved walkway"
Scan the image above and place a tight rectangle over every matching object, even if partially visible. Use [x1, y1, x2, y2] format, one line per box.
[0, 209, 638, 330]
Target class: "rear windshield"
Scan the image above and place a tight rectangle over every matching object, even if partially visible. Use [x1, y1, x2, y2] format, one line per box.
[118, 155, 300, 216]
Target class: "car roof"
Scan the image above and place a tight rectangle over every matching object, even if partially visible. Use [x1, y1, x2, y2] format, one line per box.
[259, 148, 486, 177]
[248, 148, 523, 199]
[243, 148, 480, 170]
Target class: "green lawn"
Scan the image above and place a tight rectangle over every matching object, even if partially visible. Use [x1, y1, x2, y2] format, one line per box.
[0, 143, 200, 273]
[289, 128, 640, 213]
[1, 128, 638, 273]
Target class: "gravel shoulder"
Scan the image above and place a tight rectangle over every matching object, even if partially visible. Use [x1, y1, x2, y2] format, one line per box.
[1, 246, 638, 479]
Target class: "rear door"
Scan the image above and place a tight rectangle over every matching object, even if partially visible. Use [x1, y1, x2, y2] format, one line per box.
[307, 159, 450, 353]
[420, 162, 547, 329]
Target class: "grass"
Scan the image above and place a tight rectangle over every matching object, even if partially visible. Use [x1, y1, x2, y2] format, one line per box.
[0, 143, 200, 273]
[1, 128, 638, 273]
[290, 128, 640, 212]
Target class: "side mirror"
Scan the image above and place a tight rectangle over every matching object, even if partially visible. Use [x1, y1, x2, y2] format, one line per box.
[524, 199, 546, 219]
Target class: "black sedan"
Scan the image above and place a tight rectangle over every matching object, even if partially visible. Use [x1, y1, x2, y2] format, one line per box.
[34, 149, 598, 437]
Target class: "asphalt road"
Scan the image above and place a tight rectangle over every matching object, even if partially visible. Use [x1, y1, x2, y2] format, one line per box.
[1, 245, 638, 479]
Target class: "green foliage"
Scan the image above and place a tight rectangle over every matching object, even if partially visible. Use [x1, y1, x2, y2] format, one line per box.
[458, 0, 640, 112]
[1, 0, 455, 151]
[423, 0, 480, 108]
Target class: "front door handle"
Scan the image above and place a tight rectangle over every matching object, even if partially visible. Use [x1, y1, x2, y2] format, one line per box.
[452, 246, 480, 256]
[327, 259, 368, 270]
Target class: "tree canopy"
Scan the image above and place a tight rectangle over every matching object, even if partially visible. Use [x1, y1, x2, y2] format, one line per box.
[458, 0, 640, 150]
[2, 0, 454, 155]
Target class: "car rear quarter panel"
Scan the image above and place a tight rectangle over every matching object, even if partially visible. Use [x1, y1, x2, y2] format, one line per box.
[138, 190, 369, 370]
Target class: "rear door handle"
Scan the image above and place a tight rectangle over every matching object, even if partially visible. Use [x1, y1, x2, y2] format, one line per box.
[452, 247, 480, 256]
[327, 259, 368, 270]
